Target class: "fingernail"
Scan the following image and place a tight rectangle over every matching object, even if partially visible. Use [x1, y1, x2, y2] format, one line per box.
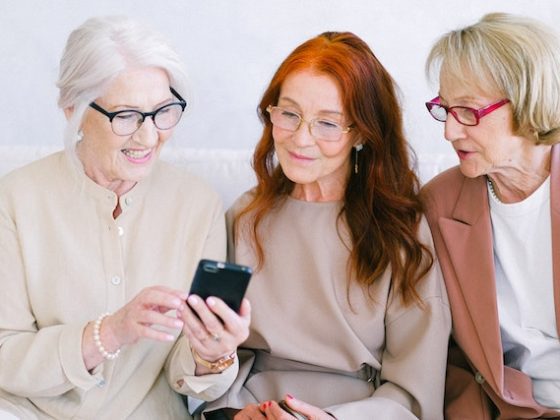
[206, 297, 216, 306]
[174, 319, 183, 328]
[260, 402, 267, 411]
[267, 401, 272, 408]
[286, 393, 294, 400]
[187, 295, 199, 306]
[165, 334, 175, 341]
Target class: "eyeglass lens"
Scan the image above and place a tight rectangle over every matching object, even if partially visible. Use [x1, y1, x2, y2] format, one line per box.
[112, 103, 184, 136]
[428, 104, 479, 126]
[268, 107, 345, 141]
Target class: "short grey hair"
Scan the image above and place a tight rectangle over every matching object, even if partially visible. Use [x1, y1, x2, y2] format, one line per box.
[426, 12, 560, 144]
[56, 15, 190, 152]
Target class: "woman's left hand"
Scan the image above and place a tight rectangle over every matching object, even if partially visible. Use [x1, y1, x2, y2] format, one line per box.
[261, 396, 335, 420]
[178, 295, 251, 374]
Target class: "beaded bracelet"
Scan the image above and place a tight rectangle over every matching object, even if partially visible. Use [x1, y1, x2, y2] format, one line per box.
[93, 312, 121, 361]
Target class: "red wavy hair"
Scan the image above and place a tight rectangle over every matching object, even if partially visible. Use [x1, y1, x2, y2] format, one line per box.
[236, 32, 433, 304]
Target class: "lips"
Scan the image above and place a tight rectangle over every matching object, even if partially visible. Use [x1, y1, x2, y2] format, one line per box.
[122, 148, 153, 163]
[456, 149, 474, 160]
[288, 151, 315, 162]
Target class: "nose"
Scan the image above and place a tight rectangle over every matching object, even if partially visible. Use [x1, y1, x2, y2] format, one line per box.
[292, 120, 315, 147]
[443, 114, 465, 143]
[132, 116, 159, 147]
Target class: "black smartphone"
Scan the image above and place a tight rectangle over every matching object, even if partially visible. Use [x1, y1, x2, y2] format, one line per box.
[188, 259, 252, 313]
[278, 400, 307, 420]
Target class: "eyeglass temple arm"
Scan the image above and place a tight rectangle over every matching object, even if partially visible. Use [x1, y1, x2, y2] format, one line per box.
[170, 87, 186, 104]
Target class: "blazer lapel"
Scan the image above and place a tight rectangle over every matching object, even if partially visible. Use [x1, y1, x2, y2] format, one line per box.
[549, 145, 560, 337]
[438, 175, 504, 391]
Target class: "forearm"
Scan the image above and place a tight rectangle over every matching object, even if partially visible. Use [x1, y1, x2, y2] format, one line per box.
[0, 324, 101, 397]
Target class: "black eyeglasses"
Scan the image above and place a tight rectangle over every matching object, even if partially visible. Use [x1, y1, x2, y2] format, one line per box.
[89, 87, 187, 136]
[425, 96, 509, 126]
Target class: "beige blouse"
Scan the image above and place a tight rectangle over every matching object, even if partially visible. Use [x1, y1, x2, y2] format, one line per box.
[0, 151, 237, 419]
[205, 194, 451, 419]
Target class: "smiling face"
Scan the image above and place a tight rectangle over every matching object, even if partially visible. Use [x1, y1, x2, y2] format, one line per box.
[273, 70, 356, 201]
[438, 70, 530, 179]
[77, 67, 177, 195]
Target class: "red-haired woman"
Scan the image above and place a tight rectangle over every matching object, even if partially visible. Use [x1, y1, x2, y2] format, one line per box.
[203, 32, 450, 420]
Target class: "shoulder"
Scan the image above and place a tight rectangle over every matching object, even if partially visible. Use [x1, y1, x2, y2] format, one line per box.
[420, 165, 465, 219]
[226, 189, 256, 219]
[0, 151, 66, 196]
[422, 165, 464, 197]
[150, 160, 222, 207]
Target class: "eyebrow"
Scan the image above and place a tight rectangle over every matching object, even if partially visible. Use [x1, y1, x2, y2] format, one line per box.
[438, 94, 485, 106]
[278, 97, 344, 117]
[101, 94, 176, 112]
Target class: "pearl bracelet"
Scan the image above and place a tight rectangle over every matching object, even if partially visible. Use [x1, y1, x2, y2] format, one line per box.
[93, 312, 121, 361]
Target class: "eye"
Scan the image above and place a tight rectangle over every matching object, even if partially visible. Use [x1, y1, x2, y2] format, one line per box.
[279, 109, 300, 120]
[114, 111, 140, 121]
[157, 104, 173, 115]
[315, 119, 340, 129]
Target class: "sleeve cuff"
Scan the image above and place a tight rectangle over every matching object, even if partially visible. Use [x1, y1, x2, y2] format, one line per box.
[170, 337, 239, 400]
[59, 323, 104, 390]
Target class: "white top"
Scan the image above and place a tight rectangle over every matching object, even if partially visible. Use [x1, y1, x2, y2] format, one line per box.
[489, 176, 560, 409]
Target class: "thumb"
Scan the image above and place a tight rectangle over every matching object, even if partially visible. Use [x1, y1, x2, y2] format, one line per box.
[283, 395, 332, 419]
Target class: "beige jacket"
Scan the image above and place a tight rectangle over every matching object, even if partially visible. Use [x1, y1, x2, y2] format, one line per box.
[204, 194, 451, 420]
[0, 151, 236, 419]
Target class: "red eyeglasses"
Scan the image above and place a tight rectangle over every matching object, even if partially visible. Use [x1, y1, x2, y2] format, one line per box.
[425, 96, 510, 126]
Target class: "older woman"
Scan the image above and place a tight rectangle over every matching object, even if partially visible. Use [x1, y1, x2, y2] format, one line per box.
[0, 16, 249, 419]
[203, 32, 451, 420]
[422, 13, 560, 419]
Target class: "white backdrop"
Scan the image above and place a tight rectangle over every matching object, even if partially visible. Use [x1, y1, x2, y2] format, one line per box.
[1, 0, 559, 158]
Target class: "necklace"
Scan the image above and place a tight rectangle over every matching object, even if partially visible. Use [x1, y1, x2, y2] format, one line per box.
[486, 177, 502, 203]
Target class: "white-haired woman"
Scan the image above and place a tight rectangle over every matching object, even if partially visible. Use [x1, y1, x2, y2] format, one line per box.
[0, 16, 250, 419]
[422, 12, 560, 419]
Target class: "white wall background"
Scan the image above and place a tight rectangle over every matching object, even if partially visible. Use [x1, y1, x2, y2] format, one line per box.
[1, 0, 559, 159]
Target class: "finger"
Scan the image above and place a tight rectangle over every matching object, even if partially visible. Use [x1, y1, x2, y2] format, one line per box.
[284, 396, 326, 419]
[148, 285, 189, 301]
[193, 296, 227, 336]
[239, 298, 252, 320]
[136, 323, 177, 342]
[266, 401, 295, 419]
[138, 308, 184, 331]
[234, 404, 267, 420]
[181, 299, 212, 342]
[137, 288, 185, 312]
[206, 297, 250, 341]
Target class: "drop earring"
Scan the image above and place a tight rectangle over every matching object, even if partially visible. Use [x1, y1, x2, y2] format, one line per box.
[354, 144, 363, 174]
[76, 130, 84, 142]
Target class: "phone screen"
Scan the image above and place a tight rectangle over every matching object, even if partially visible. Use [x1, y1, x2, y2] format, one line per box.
[188, 259, 252, 313]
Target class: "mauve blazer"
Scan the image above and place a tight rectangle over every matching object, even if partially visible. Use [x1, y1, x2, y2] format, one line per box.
[421, 145, 560, 420]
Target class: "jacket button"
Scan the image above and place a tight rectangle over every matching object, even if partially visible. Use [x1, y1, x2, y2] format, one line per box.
[475, 372, 485, 384]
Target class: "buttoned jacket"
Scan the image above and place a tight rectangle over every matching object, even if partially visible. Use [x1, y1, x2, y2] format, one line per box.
[422, 145, 560, 419]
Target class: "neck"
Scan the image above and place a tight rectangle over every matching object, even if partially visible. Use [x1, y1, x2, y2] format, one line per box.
[487, 144, 552, 203]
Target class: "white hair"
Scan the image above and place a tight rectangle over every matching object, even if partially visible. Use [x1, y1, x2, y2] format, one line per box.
[56, 15, 190, 153]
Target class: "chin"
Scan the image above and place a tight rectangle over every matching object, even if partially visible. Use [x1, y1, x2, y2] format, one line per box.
[458, 162, 485, 179]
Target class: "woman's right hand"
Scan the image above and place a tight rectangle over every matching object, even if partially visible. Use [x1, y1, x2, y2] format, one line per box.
[82, 285, 187, 370]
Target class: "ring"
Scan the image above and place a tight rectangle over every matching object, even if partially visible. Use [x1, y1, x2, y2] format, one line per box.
[209, 332, 221, 342]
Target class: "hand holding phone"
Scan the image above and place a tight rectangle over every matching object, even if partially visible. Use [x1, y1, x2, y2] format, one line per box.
[188, 259, 252, 313]
[278, 400, 307, 420]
